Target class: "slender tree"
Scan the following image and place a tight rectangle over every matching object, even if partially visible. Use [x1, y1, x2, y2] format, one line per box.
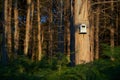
[14, 0, 19, 56]
[116, 2, 118, 46]
[64, 0, 71, 62]
[37, 0, 42, 60]
[24, 0, 31, 55]
[7, 0, 12, 56]
[48, 0, 53, 59]
[30, 0, 35, 60]
[58, 0, 64, 53]
[1, 0, 8, 64]
[95, 7, 100, 59]
[110, 0, 114, 60]
[90, 12, 95, 60]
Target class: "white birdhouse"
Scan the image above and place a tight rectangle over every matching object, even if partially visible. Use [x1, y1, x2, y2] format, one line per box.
[79, 24, 87, 34]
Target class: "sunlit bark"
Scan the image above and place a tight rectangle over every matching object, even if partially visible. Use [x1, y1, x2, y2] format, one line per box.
[95, 8, 100, 60]
[74, 0, 93, 64]
[24, 0, 31, 55]
[14, 0, 19, 56]
[37, 0, 42, 60]
[90, 12, 95, 60]
[4, 0, 12, 57]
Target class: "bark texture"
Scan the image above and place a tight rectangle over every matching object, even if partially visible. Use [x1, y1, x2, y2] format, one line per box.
[95, 8, 100, 60]
[24, 0, 31, 55]
[37, 0, 42, 60]
[110, 0, 114, 61]
[7, 0, 12, 55]
[14, 0, 19, 56]
[74, 0, 93, 64]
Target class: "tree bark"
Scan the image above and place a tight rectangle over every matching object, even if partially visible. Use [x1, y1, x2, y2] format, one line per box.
[5, 0, 12, 57]
[74, 0, 93, 64]
[4, 0, 8, 45]
[95, 8, 100, 60]
[58, 0, 64, 53]
[14, 0, 19, 56]
[66, 22, 70, 62]
[49, 0, 53, 59]
[110, 0, 114, 61]
[24, 0, 31, 55]
[1, 0, 8, 64]
[64, 0, 70, 62]
[90, 12, 95, 60]
[30, 1, 35, 60]
[116, 13, 118, 46]
[37, 0, 42, 60]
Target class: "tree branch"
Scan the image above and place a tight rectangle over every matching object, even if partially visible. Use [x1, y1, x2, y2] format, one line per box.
[91, 0, 120, 6]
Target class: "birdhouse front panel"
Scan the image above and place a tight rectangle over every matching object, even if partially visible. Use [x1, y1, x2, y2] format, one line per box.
[79, 24, 87, 34]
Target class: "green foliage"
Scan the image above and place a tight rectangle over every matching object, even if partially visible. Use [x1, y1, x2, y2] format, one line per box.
[0, 51, 120, 80]
[101, 44, 120, 61]
[59, 63, 107, 80]
[39, 53, 69, 70]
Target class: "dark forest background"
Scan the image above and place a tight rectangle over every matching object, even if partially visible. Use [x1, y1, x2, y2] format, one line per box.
[0, 0, 120, 80]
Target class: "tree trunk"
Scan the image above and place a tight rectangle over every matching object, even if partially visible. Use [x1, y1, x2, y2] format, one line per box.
[58, 0, 64, 53]
[70, 0, 75, 65]
[4, 0, 8, 46]
[37, 0, 42, 60]
[64, 0, 70, 62]
[115, 2, 118, 46]
[66, 22, 70, 62]
[110, 0, 114, 61]
[6, 0, 12, 57]
[1, 0, 8, 64]
[24, 0, 31, 55]
[90, 12, 95, 60]
[116, 13, 118, 46]
[74, 0, 93, 64]
[49, 1, 53, 59]
[14, 0, 19, 56]
[95, 8, 100, 60]
[30, 1, 35, 60]
[110, 26, 114, 61]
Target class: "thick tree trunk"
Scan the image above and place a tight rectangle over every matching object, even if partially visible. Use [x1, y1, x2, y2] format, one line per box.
[74, 0, 93, 64]
[14, 0, 19, 56]
[24, 0, 31, 55]
[37, 0, 42, 60]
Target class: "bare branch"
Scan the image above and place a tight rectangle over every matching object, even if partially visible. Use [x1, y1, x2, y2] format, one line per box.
[91, 0, 120, 6]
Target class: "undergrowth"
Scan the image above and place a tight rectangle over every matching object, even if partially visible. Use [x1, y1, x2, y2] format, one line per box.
[0, 44, 120, 80]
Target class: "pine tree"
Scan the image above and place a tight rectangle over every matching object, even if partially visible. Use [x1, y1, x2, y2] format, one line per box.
[74, 0, 93, 64]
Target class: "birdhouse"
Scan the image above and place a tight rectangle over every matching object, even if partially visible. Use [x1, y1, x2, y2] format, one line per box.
[79, 24, 87, 34]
